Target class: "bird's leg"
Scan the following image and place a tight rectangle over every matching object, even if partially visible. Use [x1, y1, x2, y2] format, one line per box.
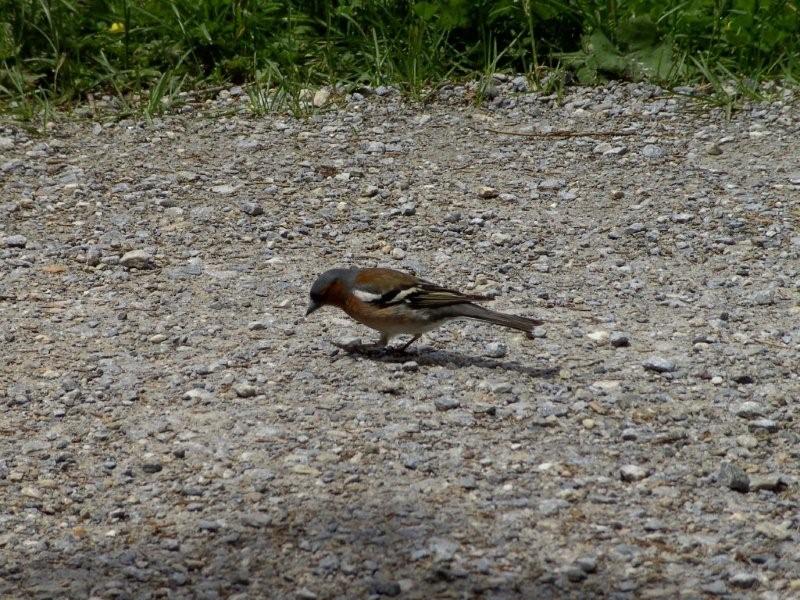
[377, 333, 389, 347]
[399, 335, 420, 352]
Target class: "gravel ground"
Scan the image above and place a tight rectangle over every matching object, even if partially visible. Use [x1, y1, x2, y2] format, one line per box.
[1, 80, 799, 600]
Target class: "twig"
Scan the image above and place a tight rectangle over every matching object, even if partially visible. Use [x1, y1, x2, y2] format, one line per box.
[480, 127, 638, 139]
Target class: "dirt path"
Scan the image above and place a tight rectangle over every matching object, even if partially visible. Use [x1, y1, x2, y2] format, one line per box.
[1, 81, 798, 599]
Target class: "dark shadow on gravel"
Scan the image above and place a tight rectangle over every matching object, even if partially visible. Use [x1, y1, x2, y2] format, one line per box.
[332, 343, 559, 377]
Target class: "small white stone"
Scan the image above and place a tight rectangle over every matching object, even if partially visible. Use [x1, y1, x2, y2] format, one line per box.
[587, 330, 609, 344]
[620, 465, 648, 482]
[312, 88, 331, 108]
[120, 249, 155, 269]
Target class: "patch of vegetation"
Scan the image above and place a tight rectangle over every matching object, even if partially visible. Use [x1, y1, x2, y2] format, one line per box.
[0, 0, 797, 116]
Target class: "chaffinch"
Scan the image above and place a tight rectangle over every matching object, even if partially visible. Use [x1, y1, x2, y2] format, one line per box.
[306, 267, 543, 350]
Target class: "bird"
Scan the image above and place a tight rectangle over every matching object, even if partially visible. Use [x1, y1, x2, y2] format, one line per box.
[305, 267, 543, 351]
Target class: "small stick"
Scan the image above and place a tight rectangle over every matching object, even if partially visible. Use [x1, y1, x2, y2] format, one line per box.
[481, 127, 638, 139]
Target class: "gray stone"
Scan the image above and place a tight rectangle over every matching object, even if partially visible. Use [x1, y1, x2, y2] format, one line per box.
[511, 76, 529, 92]
[751, 289, 775, 306]
[749, 475, 787, 492]
[142, 461, 163, 474]
[620, 464, 648, 482]
[197, 519, 221, 531]
[538, 178, 566, 190]
[371, 579, 401, 596]
[748, 418, 778, 433]
[610, 332, 630, 347]
[734, 401, 763, 419]
[718, 462, 750, 493]
[484, 342, 507, 358]
[239, 202, 264, 216]
[729, 572, 759, 589]
[478, 186, 499, 199]
[429, 537, 459, 561]
[120, 249, 155, 269]
[399, 202, 416, 216]
[701, 581, 728, 595]
[539, 498, 570, 516]
[671, 213, 694, 223]
[575, 556, 598, 573]
[641, 144, 665, 158]
[434, 396, 460, 411]
[233, 383, 257, 398]
[642, 356, 676, 373]
[3, 235, 27, 248]
[564, 566, 587, 582]
[211, 184, 238, 195]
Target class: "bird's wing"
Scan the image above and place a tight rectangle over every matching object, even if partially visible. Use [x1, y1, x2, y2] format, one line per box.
[352, 268, 492, 308]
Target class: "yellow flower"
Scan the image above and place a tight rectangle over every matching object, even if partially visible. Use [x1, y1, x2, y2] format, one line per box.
[109, 22, 125, 34]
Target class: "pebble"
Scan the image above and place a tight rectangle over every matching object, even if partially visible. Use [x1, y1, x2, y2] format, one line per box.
[399, 202, 416, 216]
[641, 144, 665, 158]
[362, 184, 379, 197]
[701, 581, 728, 595]
[211, 184, 238, 195]
[748, 418, 778, 433]
[735, 434, 758, 449]
[233, 383, 257, 398]
[755, 522, 792, 540]
[706, 143, 723, 155]
[729, 573, 759, 589]
[364, 141, 385, 153]
[575, 556, 598, 573]
[750, 475, 786, 492]
[429, 537, 459, 561]
[609, 332, 630, 347]
[564, 566, 587, 582]
[531, 326, 547, 338]
[539, 498, 570, 516]
[197, 519, 221, 532]
[671, 213, 694, 223]
[239, 202, 263, 216]
[642, 356, 676, 373]
[478, 186, 499, 199]
[142, 461, 163, 474]
[120, 249, 155, 270]
[3, 234, 27, 248]
[587, 330, 609, 344]
[718, 462, 750, 493]
[336, 336, 362, 350]
[434, 396, 460, 411]
[751, 289, 775, 306]
[511, 76, 528, 92]
[620, 464, 648, 482]
[733, 402, 763, 419]
[371, 579, 401, 597]
[483, 342, 507, 358]
[538, 178, 565, 190]
[313, 88, 331, 108]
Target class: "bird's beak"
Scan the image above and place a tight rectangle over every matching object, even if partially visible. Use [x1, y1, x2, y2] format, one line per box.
[305, 301, 321, 317]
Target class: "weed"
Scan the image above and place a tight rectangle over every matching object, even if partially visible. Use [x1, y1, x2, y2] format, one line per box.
[0, 0, 795, 117]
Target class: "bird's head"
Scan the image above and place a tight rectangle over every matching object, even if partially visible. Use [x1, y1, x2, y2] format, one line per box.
[306, 268, 355, 316]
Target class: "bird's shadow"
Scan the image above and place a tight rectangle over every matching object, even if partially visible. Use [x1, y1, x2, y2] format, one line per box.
[331, 342, 558, 377]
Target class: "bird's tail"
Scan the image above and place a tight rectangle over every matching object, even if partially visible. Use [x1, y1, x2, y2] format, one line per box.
[441, 303, 543, 333]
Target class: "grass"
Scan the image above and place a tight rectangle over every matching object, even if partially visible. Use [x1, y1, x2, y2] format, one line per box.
[0, 0, 797, 120]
